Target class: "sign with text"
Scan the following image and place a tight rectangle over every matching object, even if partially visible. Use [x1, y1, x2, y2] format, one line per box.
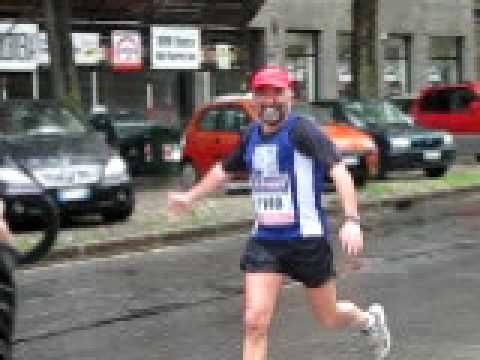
[0, 23, 38, 71]
[72, 33, 102, 65]
[151, 27, 200, 69]
[112, 30, 142, 72]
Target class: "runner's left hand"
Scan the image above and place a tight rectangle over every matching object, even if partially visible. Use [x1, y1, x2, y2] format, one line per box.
[339, 221, 363, 256]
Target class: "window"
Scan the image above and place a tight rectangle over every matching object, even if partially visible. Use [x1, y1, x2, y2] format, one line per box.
[337, 33, 352, 98]
[219, 108, 247, 132]
[199, 109, 219, 131]
[430, 37, 463, 84]
[199, 107, 247, 132]
[420, 88, 475, 112]
[286, 32, 318, 101]
[384, 35, 411, 96]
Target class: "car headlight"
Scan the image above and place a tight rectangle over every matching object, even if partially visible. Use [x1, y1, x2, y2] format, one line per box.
[0, 167, 41, 194]
[443, 134, 454, 146]
[390, 137, 410, 149]
[103, 156, 130, 184]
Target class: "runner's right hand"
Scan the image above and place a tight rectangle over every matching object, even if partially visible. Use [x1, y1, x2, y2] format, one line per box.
[167, 192, 194, 217]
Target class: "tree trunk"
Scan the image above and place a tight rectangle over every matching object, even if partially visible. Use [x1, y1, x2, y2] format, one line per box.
[43, 0, 81, 110]
[351, 0, 379, 99]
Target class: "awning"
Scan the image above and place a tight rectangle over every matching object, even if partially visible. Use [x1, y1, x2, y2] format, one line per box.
[0, 0, 265, 27]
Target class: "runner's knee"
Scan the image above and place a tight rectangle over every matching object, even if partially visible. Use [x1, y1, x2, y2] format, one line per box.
[244, 308, 272, 337]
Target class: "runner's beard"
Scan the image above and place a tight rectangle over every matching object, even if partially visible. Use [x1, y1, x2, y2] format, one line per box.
[260, 106, 286, 127]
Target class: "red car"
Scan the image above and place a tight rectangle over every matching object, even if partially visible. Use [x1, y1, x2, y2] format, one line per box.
[180, 96, 379, 188]
[411, 82, 480, 161]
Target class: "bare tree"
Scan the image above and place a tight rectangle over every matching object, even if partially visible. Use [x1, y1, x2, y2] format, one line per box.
[43, 0, 81, 110]
[351, 0, 379, 99]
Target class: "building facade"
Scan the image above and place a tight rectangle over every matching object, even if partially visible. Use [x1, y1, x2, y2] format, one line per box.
[0, 0, 477, 129]
[252, 0, 476, 100]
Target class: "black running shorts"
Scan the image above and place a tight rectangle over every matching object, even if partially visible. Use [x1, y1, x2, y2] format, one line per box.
[240, 238, 336, 288]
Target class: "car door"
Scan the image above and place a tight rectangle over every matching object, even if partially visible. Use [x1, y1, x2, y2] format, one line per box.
[188, 107, 223, 175]
[447, 87, 476, 133]
[215, 106, 249, 160]
[414, 89, 451, 131]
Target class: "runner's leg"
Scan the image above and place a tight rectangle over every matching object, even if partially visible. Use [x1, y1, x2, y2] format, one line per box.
[306, 279, 369, 330]
[243, 272, 284, 360]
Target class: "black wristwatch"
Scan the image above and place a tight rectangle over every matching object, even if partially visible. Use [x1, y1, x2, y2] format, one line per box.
[344, 215, 361, 225]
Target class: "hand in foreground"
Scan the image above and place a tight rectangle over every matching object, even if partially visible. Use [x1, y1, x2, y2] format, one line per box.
[339, 221, 363, 256]
[167, 192, 194, 218]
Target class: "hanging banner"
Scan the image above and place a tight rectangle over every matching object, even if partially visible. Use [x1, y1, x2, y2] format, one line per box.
[0, 23, 38, 71]
[72, 33, 102, 65]
[111, 30, 142, 72]
[151, 27, 200, 69]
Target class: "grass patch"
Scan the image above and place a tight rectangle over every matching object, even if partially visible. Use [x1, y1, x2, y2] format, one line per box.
[363, 169, 480, 197]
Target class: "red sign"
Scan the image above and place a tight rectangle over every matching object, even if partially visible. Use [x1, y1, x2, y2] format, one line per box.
[111, 30, 142, 72]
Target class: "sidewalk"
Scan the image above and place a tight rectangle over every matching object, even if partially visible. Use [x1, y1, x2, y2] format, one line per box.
[17, 167, 480, 264]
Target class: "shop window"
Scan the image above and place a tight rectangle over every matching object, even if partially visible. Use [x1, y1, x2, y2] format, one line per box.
[430, 37, 463, 84]
[337, 33, 352, 98]
[384, 35, 411, 97]
[286, 32, 317, 102]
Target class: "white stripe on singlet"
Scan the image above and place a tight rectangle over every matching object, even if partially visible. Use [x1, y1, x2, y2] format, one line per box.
[294, 150, 323, 237]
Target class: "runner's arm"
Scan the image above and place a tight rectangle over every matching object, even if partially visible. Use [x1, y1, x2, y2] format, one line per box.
[330, 161, 359, 219]
[185, 129, 249, 203]
[169, 132, 248, 212]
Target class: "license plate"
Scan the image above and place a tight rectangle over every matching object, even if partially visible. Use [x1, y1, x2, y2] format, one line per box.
[342, 156, 359, 166]
[58, 188, 90, 202]
[423, 150, 441, 161]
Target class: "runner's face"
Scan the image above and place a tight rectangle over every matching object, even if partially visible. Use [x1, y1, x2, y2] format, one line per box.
[253, 86, 292, 130]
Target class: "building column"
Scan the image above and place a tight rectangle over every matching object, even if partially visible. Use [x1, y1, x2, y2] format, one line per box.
[262, 1, 286, 66]
[412, 33, 430, 95]
[462, 22, 476, 81]
[319, 29, 338, 99]
[194, 71, 211, 110]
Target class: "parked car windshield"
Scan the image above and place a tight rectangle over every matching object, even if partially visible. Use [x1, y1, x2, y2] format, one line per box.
[0, 103, 86, 137]
[344, 101, 414, 126]
[292, 103, 334, 125]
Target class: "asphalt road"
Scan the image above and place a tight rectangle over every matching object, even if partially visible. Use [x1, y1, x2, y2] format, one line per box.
[14, 191, 480, 360]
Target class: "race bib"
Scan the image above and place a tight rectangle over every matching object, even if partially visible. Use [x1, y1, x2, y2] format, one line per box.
[252, 174, 294, 226]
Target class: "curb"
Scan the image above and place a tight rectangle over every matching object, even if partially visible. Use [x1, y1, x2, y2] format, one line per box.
[29, 184, 480, 266]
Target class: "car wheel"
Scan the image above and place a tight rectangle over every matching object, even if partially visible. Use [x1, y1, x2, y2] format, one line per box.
[424, 167, 448, 178]
[353, 173, 367, 188]
[180, 162, 198, 190]
[101, 198, 134, 223]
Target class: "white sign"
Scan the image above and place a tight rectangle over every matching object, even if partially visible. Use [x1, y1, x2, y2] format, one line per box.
[151, 27, 200, 69]
[0, 23, 38, 71]
[215, 44, 232, 70]
[72, 33, 102, 65]
[36, 32, 50, 65]
[112, 30, 142, 71]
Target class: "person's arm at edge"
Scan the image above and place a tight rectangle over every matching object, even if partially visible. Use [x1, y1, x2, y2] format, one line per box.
[0, 201, 13, 243]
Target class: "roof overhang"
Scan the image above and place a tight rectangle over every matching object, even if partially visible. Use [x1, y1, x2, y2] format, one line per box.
[0, 0, 265, 28]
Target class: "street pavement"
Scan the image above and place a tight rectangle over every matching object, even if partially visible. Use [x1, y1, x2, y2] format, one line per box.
[14, 191, 480, 360]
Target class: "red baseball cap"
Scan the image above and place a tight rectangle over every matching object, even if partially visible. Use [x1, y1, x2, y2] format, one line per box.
[250, 65, 293, 90]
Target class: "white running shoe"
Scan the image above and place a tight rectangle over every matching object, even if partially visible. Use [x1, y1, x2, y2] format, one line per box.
[364, 303, 391, 359]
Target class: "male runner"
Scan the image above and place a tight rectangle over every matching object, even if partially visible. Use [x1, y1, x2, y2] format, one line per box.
[168, 66, 390, 360]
